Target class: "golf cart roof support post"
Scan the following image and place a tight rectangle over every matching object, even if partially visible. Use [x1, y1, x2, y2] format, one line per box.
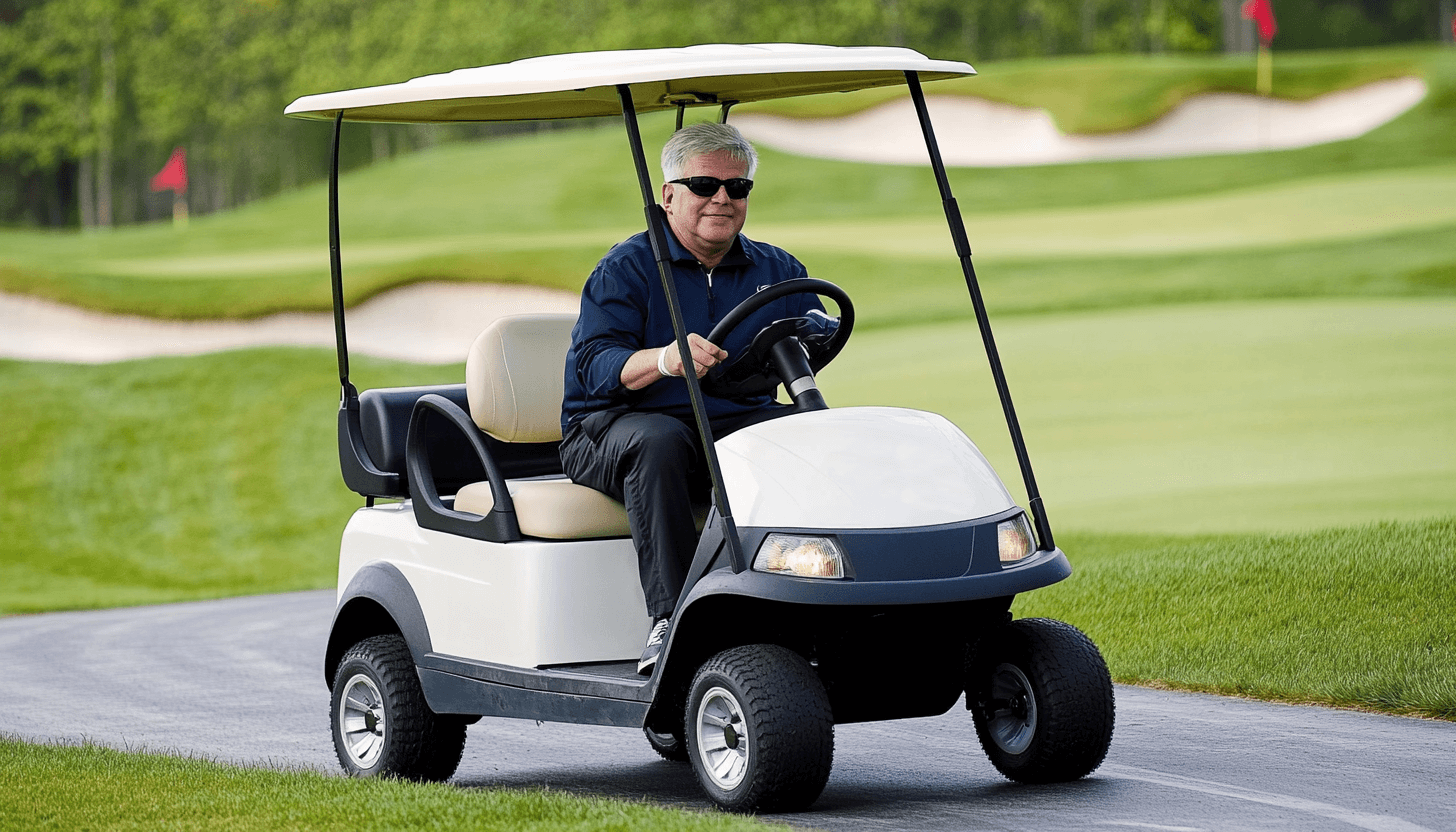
[719, 102, 735, 123]
[904, 72, 1056, 552]
[327, 112, 354, 402]
[615, 83, 748, 574]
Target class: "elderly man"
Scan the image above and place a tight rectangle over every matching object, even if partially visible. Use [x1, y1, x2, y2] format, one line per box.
[560, 122, 834, 675]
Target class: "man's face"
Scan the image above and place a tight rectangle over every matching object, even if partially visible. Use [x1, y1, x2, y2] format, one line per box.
[662, 149, 750, 262]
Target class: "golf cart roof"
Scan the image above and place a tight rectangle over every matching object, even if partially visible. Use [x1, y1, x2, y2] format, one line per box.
[284, 43, 974, 124]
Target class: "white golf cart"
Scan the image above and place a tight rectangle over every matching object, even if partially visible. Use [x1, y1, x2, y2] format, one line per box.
[285, 43, 1114, 813]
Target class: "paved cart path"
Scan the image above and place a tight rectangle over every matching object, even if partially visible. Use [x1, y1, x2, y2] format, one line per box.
[2, 591, 1452, 831]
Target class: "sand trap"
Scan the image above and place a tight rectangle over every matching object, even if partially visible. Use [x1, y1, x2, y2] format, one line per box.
[733, 77, 1427, 167]
[2, 76, 1431, 365]
[0, 283, 581, 365]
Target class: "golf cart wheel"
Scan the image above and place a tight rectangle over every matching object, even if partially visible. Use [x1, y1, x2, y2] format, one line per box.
[969, 618, 1114, 784]
[685, 644, 834, 813]
[330, 634, 467, 782]
[644, 726, 689, 762]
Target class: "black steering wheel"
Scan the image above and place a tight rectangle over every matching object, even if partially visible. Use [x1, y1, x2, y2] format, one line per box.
[701, 277, 854, 401]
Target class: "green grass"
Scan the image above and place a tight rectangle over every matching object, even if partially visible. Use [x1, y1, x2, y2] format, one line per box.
[1, 46, 1453, 319]
[0, 351, 450, 613]
[0, 737, 775, 832]
[1015, 518, 1456, 720]
[822, 298, 1456, 533]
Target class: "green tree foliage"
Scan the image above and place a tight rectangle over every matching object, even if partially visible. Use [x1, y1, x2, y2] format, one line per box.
[0, 0, 1448, 229]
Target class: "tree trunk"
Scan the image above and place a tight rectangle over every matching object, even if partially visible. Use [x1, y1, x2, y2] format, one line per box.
[1081, 0, 1097, 52]
[1441, 0, 1455, 44]
[96, 24, 116, 228]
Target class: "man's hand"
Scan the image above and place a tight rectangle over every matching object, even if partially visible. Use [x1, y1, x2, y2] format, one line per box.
[620, 334, 729, 390]
[662, 333, 728, 379]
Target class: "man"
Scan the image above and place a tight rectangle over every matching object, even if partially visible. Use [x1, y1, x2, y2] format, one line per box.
[560, 122, 834, 675]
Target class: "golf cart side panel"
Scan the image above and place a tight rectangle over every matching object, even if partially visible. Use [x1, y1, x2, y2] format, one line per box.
[717, 407, 1017, 530]
[326, 560, 432, 687]
[340, 504, 650, 668]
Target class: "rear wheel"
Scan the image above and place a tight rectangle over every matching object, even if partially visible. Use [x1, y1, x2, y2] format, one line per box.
[330, 634, 467, 782]
[685, 644, 834, 813]
[969, 618, 1114, 784]
[644, 726, 689, 762]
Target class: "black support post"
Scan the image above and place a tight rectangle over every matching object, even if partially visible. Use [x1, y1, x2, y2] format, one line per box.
[328, 112, 354, 400]
[904, 72, 1055, 552]
[616, 85, 747, 573]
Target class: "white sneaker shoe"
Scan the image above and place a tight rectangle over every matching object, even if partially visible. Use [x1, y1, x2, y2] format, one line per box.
[637, 617, 671, 676]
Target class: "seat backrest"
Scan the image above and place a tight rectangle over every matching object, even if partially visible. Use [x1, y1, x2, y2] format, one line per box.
[466, 312, 577, 443]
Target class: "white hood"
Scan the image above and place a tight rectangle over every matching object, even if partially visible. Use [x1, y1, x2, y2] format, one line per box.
[716, 406, 1015, 530]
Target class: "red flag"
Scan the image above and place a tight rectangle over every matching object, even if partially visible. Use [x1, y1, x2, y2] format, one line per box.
[1241, 0, 1278, 45]
[150, 147, 188, 193]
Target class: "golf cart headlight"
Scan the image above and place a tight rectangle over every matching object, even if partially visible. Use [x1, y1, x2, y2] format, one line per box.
[754, 534, 845, 579]
[997, 513, 1037, 563]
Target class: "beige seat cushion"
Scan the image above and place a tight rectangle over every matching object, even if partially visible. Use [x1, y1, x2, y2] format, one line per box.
[455, 478, 709, 540]
[456, 479, 630, 540]
[466, 313, 577, 443]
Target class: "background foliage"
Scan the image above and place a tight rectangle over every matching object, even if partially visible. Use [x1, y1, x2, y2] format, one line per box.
[1, 0, 1452, 229]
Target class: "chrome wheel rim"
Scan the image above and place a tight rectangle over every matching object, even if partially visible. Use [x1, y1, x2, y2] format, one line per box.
[695, 685, 749, 790]
[987, 662, 1037, 755]
[339, 673, 386, 768]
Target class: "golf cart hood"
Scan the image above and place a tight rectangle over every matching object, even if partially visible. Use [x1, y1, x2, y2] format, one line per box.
[284, 43, 973, 124]
[717, 406, 1016, 529]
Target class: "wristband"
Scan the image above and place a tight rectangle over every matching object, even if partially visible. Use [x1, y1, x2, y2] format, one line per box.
[657, 345, 674, 378]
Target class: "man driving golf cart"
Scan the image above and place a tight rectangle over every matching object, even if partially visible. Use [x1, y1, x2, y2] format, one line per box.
[561, 122, 837, 675]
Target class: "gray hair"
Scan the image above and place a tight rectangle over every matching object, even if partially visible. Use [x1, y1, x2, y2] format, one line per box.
[661, 122, 759, 182]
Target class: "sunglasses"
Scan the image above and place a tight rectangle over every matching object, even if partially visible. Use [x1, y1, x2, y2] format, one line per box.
[669, 176, 754, 200]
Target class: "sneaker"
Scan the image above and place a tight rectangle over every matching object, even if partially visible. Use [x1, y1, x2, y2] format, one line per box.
[637, 617, 671, 676]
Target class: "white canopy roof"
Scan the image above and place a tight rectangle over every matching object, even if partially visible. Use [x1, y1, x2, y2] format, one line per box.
[284, 43, 975, 124]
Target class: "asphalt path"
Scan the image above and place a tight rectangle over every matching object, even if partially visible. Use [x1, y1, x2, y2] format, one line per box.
[2, 591, 1452, 831]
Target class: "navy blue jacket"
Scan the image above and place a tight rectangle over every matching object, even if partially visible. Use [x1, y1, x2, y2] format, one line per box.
[561, 228, 830, 435]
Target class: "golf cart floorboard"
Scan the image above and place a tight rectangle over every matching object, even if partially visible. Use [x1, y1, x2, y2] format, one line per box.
[418, 654, 653, 728]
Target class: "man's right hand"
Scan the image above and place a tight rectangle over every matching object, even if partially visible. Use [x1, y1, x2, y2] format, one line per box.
[620, 334, 729, 390]
[661, 333, 728, 379]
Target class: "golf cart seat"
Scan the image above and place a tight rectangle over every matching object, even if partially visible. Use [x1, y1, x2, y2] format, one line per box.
[453, 313, 633, 540]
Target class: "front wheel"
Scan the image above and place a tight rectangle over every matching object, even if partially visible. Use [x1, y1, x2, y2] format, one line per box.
[330, 634, 467, 782]
[969, 618, 1114, 784]
[685, 644, 834, 813]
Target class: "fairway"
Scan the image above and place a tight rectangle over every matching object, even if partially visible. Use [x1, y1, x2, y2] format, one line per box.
[821, 297, 1456, 534]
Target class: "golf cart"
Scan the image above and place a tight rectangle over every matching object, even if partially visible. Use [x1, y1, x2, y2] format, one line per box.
[285, 43, 1114, 813]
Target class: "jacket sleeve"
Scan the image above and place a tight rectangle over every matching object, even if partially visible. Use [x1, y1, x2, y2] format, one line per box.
[571, 256, 650, 402]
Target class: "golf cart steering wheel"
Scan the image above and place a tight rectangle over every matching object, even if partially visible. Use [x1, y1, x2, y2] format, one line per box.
[701, 277, 854, 405]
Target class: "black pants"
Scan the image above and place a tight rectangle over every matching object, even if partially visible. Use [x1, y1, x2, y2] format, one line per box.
[560, 406, 792, 619]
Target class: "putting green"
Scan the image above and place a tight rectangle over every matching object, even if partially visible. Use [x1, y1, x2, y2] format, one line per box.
[820, 297, 1456, 534]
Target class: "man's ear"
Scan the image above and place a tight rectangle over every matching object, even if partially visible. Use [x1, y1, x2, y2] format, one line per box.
[661, 181, 675, 213]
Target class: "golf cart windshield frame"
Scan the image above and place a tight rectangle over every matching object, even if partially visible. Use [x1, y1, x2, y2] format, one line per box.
[294, 44, 1056, 555]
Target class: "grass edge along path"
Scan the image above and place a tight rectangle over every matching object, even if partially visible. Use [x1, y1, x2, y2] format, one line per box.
[0, 736, 779, 832]
[1015, 517, 1456, 721]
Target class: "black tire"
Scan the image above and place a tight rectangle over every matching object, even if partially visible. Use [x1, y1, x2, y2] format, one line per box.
[685, 644, 834, 813]
[330, 634, 467, 782]
[969, 618, 1115, 784]
[644, 726, 690, 762]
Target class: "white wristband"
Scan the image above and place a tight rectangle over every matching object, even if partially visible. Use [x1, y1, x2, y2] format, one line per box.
[657, 345, 674, 378]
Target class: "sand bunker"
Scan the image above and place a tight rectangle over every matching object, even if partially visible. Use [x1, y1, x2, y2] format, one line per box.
[733, 77, 1427, 167]
[1, 76, 1430, 364]
[0, 283, 581, 365]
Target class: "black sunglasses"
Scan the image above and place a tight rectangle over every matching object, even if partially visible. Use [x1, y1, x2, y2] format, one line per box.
[670, 176, 754, 200]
